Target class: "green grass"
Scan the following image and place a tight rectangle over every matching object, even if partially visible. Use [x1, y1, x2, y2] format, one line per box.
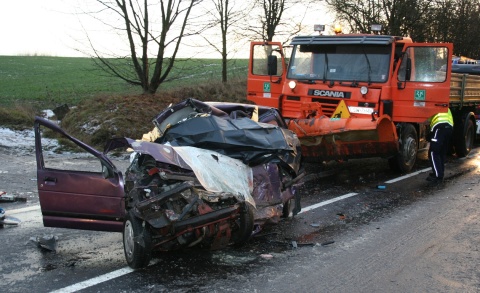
[0, 55, 250, 136]
[0, 56, 249, 109]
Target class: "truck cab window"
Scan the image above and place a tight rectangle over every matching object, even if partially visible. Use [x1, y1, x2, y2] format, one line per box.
[252, 44, 283, 76]
[398, 47, 448, 82]
[287, 44, 390, 83]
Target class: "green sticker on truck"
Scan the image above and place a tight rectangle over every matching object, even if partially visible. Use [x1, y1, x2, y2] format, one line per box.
[414, 89, 426, 100]
[263, 82, 271, 93]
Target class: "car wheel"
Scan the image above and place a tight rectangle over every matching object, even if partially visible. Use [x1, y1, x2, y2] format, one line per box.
[123, 210, 152, 269]
[231, 203, 254, 246]
[389, 123, 417, 173]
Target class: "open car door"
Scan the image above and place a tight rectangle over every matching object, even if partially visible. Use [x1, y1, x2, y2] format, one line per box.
[34, 117, 125, 232]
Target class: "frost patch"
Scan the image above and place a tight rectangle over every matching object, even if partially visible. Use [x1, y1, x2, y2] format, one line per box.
[0, 127, 59, 155]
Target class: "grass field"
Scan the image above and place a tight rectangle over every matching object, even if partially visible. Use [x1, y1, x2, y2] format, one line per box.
[0, 55, 249, 134]
[0, 56, 248, 108]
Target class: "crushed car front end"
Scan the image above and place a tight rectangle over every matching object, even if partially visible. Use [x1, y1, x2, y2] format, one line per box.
[108, 99, 303, 268]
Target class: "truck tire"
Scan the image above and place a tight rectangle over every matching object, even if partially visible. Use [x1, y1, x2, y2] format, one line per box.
[123, 210, 152, 269]
[388, 123, 417, 173]
[454, 117, 475, 157]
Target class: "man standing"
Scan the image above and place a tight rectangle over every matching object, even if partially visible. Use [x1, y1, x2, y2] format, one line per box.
[426, 109, 454, 184]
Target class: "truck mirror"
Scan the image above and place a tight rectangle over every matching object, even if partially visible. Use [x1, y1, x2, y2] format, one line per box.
[268, 55, 278, 75]
[405, 58, 412, 81]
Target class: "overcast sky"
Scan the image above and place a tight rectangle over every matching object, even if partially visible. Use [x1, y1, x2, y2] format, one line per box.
[1, 1, 83, 56]
[0, 1, 333, 58]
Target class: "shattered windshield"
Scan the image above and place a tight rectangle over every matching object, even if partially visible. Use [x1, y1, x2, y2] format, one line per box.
[287, 44, 391, 83]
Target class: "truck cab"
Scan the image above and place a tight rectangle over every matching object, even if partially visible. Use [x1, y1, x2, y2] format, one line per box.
[248, 33, 454, 172]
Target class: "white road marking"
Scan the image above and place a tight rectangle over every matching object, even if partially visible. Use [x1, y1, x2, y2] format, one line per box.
[49, 267, 134, 293]
[298, 192, 359, 214]
[49, 259, 160, 293]
[384, 167, 430, 184]
[6, 205, 40, 214]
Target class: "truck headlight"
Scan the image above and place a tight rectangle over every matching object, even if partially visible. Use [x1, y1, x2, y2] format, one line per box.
[289, 81, 297, 90]
[360, 86, 368, 95]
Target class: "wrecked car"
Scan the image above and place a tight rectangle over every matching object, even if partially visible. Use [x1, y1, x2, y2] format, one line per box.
[34, 98, 303, 269]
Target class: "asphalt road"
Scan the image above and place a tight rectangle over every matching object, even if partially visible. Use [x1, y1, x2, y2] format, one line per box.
[1, 142, 479, 293]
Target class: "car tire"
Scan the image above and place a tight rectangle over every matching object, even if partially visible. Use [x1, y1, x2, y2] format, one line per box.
[231, 203, 254, 246]
[123, 210, 152, 269]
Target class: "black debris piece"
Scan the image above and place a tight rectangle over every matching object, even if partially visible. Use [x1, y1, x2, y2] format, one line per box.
[30, 235, 58, 252]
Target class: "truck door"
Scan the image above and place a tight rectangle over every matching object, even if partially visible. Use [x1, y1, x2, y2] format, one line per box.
[247, 42, 286, 108]
[392, 43, 453, 122]
[34, 117, 125, 232]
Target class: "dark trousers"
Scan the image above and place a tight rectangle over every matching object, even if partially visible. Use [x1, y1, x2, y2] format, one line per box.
[428, 124, 453, 179]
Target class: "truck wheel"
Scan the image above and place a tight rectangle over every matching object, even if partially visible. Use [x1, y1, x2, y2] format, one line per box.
[231, 203, 254, 246]
[454, 118, 474, 157]
[123, 210, 152, 269]
[388, 124, 417, 173]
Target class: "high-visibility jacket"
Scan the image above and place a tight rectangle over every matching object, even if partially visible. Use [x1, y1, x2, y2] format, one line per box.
[429, 109, 454, 131]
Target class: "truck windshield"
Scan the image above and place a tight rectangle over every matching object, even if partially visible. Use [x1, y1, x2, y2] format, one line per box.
[287, 44, 391, 83]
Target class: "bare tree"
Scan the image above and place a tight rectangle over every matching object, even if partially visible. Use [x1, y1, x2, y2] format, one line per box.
[86, 0, 202, 94]
[445, 0, 480, 59]
[261, 0, 285, 41]
[325, 0, 480, 59]
[324, 0, 433, 39]
[241, 0, 309, 43]
[202, 0, 245, 82]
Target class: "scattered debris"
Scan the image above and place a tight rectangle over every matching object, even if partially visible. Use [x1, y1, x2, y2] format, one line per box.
[310, 223, 320, 228]
[321, 240, 335, 246]
[252, 231, 278, 238]
[41, 109, 55, 118]
[336, 213, 346, 220]
[30, 235, 58, 252]
[0, 207, 21, 227]
[41, 263, 58, 272]
[376, 185, 386, 189]
[0, 191, 27, 202]
[260, 254, 274, 259]
[267, 240, 314, 247]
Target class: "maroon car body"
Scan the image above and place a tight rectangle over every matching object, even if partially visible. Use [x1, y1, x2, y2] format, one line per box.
[34, 99, 302, 269]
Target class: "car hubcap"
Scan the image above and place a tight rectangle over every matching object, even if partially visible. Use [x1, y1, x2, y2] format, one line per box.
[124, 220, 134, 260]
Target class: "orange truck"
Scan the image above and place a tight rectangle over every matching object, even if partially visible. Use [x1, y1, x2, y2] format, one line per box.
[247, 30, 480, 172]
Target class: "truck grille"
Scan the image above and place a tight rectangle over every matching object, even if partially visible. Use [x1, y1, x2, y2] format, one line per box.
[284, 96, 340, 118]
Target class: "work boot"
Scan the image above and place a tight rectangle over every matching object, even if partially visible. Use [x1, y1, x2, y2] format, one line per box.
[428, 177, 444, 185]
[426, 173, 436, 181]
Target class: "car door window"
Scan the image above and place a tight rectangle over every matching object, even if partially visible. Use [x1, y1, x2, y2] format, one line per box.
[39, 125, 103, 173]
